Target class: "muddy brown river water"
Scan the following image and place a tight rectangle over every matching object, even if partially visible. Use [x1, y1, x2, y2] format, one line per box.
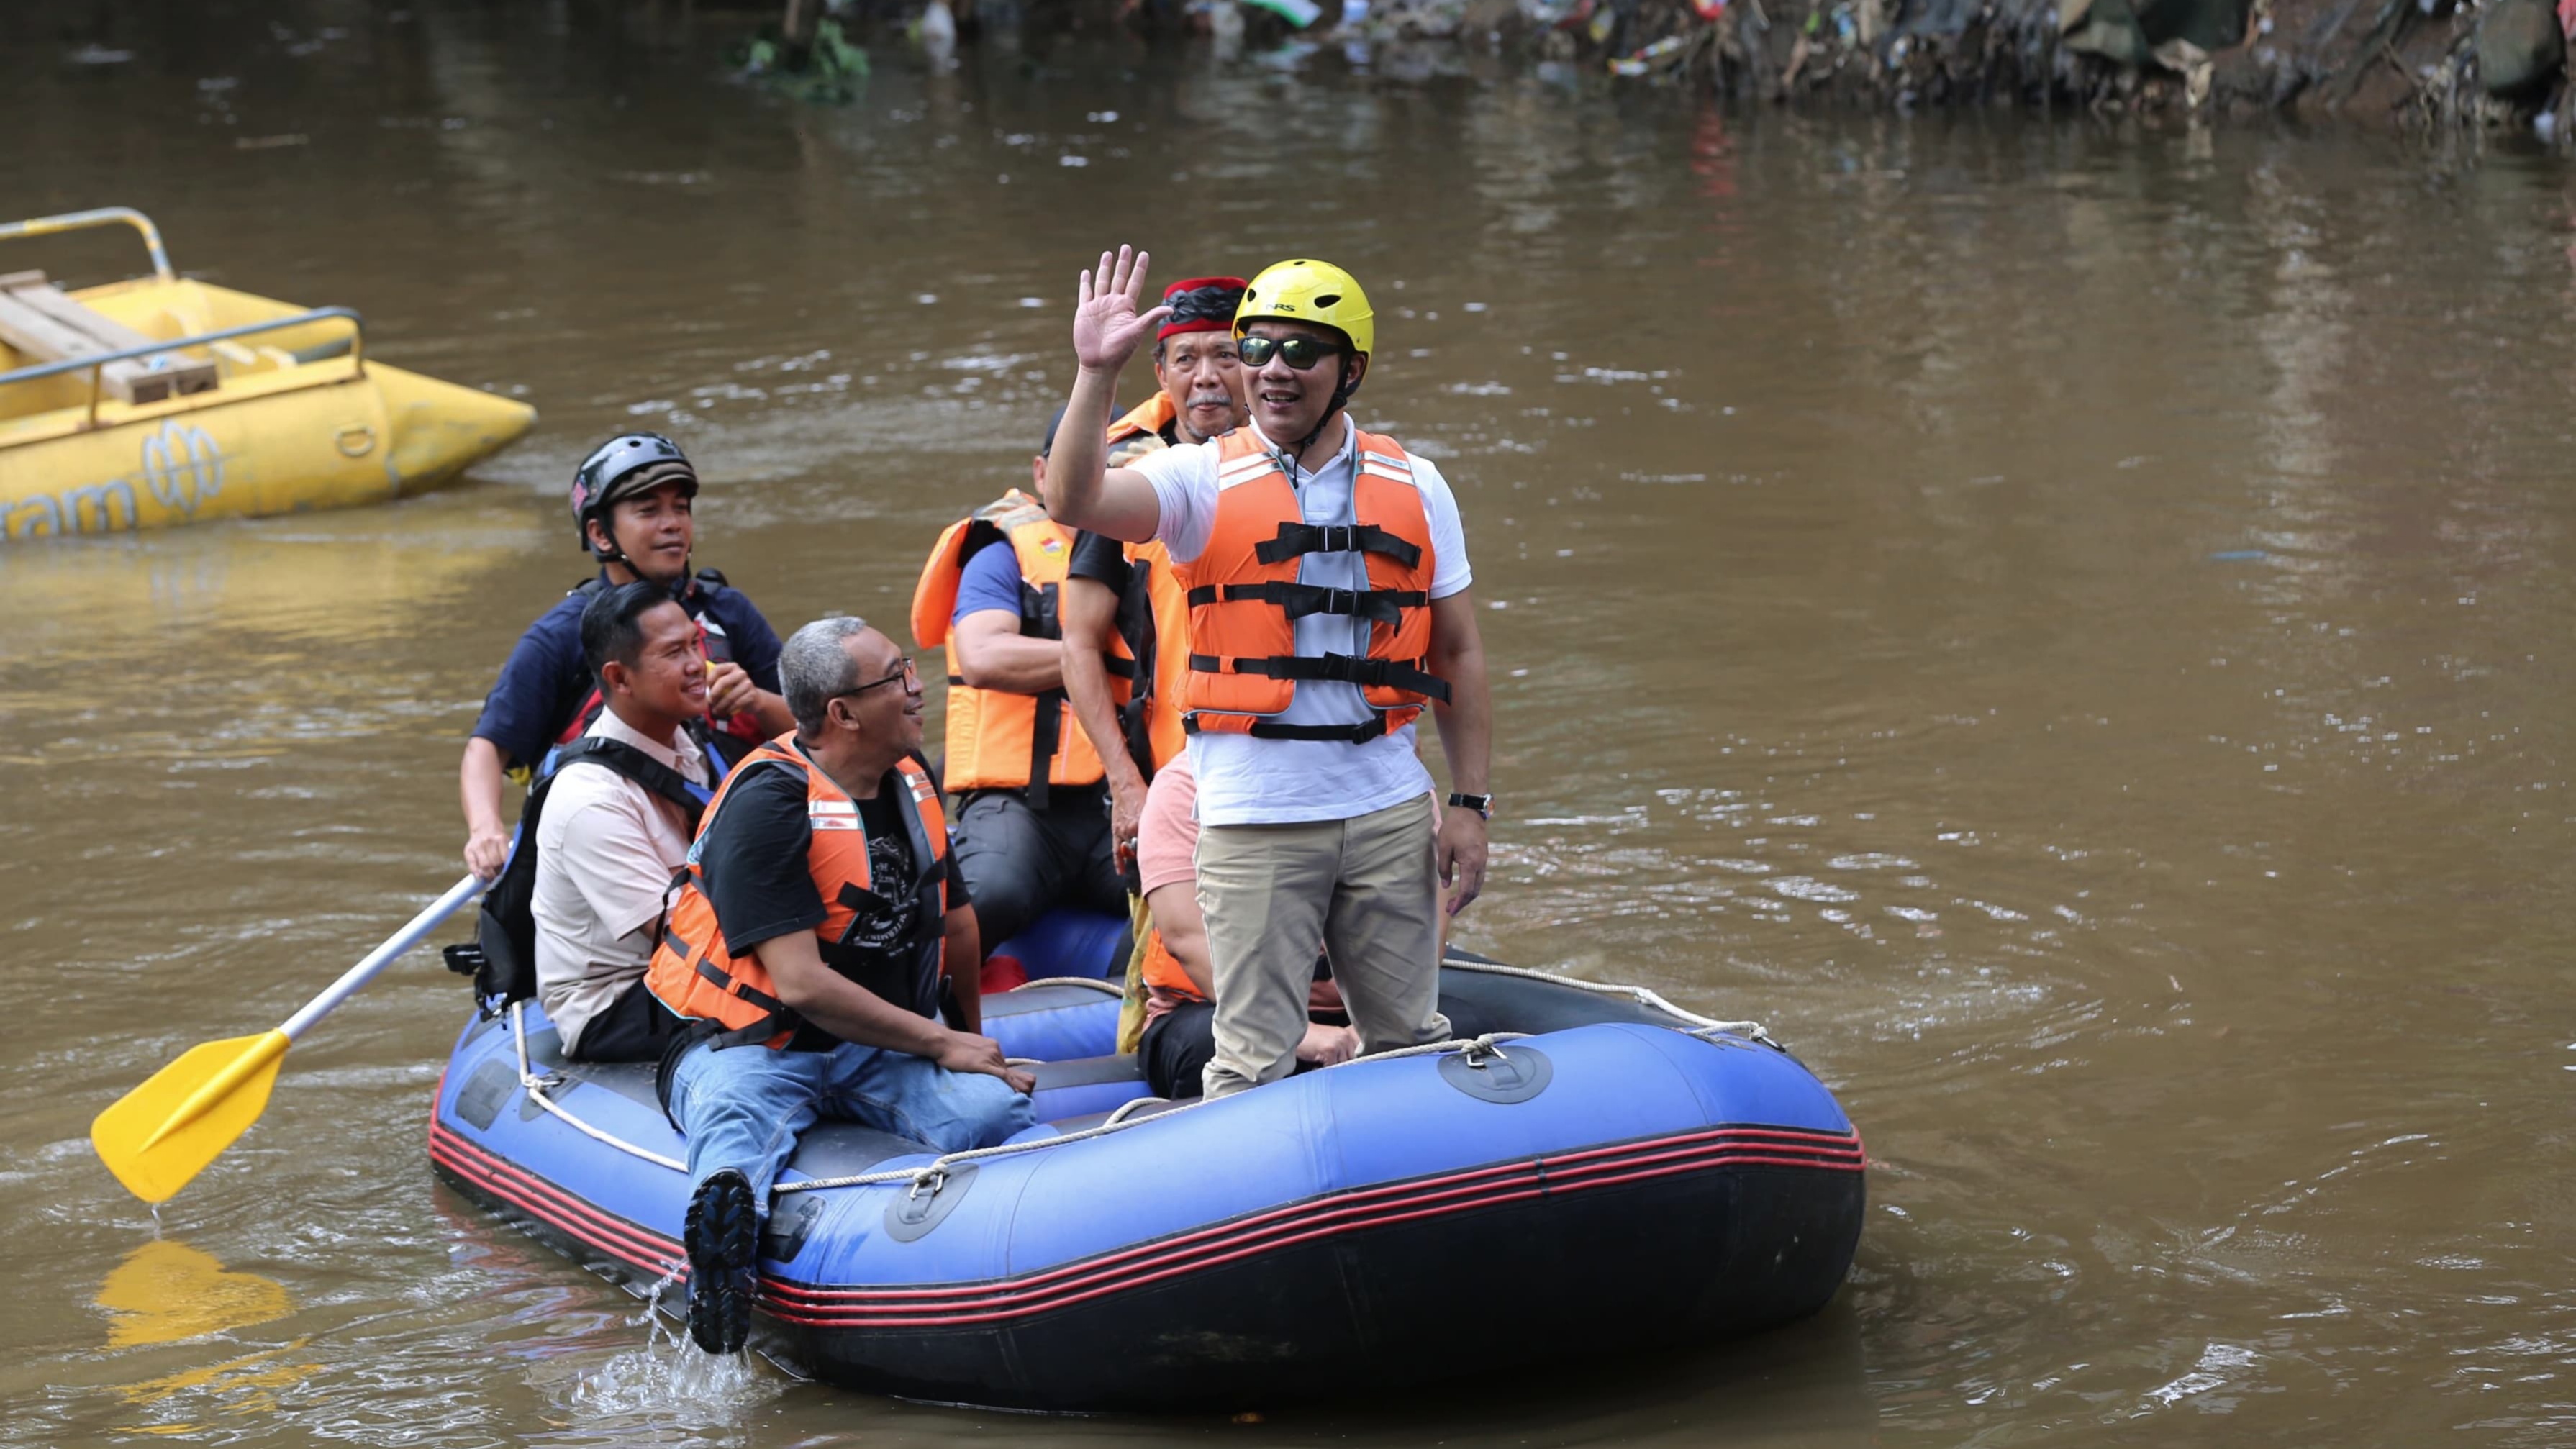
[6, 3, 2576, 1444]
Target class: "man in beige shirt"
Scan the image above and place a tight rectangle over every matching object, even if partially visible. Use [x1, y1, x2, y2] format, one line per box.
[532, 581, 720, 1060]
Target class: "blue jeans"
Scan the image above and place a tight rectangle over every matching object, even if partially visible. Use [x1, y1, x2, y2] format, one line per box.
[667, 1039, 1038, 1208]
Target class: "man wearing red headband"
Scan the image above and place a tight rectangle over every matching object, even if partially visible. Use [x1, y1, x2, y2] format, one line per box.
[1064, 277, 1250, 1050]
[1101, 277, 1251, 465]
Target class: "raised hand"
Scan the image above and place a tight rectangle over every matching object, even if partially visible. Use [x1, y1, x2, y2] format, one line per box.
[1072, 245, 1174, 376]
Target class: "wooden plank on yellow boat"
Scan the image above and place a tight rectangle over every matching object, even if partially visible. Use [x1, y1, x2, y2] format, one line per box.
[0, 273, 219, 406]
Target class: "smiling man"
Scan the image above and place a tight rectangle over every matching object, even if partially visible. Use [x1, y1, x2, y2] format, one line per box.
[459, 433, 794, 879]
[1100, 276, 1251, 466]
[648, 616, 1036, 1355]
[526, 582, 719, 1062]
[1041, 248, 1496, 1099]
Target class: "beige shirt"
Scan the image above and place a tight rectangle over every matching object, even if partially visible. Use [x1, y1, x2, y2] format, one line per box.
[532, 709, 708, 1055]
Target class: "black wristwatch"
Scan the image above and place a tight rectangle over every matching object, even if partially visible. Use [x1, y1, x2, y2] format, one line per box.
[1448, 792, 1494, 821]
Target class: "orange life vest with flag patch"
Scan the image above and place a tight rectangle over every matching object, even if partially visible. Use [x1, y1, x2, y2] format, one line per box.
[646, 737, 951, 1050]
[1106, 393, 1179, 467]
[1176, 428, 1449, 742]
[910, 490, 1120, 806]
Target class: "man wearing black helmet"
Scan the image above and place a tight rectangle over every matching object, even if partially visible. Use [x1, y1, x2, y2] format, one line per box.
[460, 433, 795, 880]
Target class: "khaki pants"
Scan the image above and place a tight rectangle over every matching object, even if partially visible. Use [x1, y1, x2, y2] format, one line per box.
[1193, 792, 1452, 1098]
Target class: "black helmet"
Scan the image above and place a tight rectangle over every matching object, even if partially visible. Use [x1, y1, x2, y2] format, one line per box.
[570, 432, 699, 557]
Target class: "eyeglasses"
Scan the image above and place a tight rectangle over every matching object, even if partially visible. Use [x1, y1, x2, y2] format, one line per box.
[840, 656, 918, 699]
[1237, 335, 1342, 371]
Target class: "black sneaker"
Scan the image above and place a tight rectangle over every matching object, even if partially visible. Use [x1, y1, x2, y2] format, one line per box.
[684, 1169, 758, 1354]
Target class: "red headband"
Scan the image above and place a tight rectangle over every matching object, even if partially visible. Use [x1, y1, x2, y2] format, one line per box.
[1159, 276, 1248, 341]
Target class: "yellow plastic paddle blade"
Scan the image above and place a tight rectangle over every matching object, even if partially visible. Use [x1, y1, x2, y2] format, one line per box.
[91, 1030, 291, 1204]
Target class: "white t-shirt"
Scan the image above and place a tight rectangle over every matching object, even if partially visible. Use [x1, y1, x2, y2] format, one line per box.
[532, 709, 708, 1054]
[1133, 418, 1472, 827]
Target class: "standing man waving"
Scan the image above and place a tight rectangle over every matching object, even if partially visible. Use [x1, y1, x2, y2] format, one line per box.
[1041, 247, 1495, 1099]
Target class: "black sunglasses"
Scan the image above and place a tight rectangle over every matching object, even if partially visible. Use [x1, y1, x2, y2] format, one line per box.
[1238, 335, 1343, 371]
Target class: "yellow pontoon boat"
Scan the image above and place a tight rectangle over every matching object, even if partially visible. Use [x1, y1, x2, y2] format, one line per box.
[0, 208, 535, 540]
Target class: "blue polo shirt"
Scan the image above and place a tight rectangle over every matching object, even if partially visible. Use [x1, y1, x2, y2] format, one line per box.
[953, 540, 1030, 624]
[470, 571, 784, 773]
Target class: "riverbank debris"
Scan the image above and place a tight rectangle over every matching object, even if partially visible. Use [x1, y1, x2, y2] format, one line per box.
[736, 17, 870, 102]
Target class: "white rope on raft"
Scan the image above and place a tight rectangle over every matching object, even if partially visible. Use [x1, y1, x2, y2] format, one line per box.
[775, 1032, 1532, 1196]
[509, 1000, 688, 1173]
[1013, 976, 1123, 995]
[1436, 955, 1777, 1046]
[486, 960, 1785, 1193]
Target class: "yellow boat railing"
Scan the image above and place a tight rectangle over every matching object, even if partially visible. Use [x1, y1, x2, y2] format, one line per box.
[0, 306, 366, 433]
[0, 206, 178, 283]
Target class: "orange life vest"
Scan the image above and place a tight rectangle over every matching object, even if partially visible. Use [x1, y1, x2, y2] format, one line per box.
[1138, 922, 1198, 1003]
[1106, 394, 1177, 466]
[1095, 399, 1192, 776]
[1176, 428, 1449, 742]
[646, 737, 951, 1050]
[910, 491, 1115, 804]
[1101, 537, 1192, 776]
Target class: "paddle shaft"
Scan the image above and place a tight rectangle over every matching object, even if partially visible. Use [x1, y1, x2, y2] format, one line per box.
[280, 873, 485, 1040]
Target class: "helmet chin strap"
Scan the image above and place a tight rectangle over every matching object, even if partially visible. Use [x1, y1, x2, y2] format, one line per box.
[1284, 358, 1360, 463]
[587, 516, 627, 568]
[591, 519, 692, 593]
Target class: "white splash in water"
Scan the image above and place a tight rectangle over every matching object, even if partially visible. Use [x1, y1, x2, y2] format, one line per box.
[543, 1262, 781, 1430]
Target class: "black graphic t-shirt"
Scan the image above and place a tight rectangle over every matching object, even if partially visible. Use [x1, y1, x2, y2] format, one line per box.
[696, 748, 966, 1037]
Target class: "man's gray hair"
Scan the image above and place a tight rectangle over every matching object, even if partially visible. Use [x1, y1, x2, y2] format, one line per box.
[780, 615, 872, 735]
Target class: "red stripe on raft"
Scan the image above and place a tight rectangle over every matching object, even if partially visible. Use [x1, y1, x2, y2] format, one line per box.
[431, 1126, 679, 1268]
[430, 1138, 677, 1277]
[765, 1142, 1861, 1329]
[432, 1140, 677, 1272]
[752, 1127, 1864, 1317]
[766, 1126, 1861, 1312]
[430, 1124, 681, 1274]
[429, 1098, 1861, 1332]
[431, 1127, 679, 1266]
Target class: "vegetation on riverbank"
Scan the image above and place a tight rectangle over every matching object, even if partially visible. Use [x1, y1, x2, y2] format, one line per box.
[807, 0, 2574, 132]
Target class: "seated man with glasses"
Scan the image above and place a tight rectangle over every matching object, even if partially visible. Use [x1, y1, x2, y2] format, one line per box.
[646, 616, 1036, 1357]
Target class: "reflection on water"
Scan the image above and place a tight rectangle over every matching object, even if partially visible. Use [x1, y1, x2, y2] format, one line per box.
[7, 1, 2576, 1445]
[98, 1240, 292, 1349]
[114, 1345, 313, 1434]
[83, 1240, 312, 1437]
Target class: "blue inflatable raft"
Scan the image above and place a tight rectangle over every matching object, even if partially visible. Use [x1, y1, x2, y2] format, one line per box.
[428, 919, 1864, 1411]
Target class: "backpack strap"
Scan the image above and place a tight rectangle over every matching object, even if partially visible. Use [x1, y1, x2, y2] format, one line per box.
[553, 736, 712, 832]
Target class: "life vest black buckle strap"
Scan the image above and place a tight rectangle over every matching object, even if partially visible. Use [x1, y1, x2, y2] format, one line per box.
[1025, 687, 1063, 812]
[1184, 581, 1427, 624]
[694, 956, 791, 1016]
[1184, 712, 1397, 743]
[1253, 522, 1423, 569]
[1187, 651, 1452, 704]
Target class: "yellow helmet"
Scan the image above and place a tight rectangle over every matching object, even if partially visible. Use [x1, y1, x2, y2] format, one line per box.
[1235, 259, 1374, 357]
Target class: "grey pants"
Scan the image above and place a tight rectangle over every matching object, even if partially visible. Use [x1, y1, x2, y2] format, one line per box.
[1193, 792, 1451, 1098]
[950, 785, 1127, 951]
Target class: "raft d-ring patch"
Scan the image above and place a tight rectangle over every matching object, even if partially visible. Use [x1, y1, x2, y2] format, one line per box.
[1438, 1045, 1554, 1105]
[884, 1162, 979, 1242]
[335, 424, 376, 458]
